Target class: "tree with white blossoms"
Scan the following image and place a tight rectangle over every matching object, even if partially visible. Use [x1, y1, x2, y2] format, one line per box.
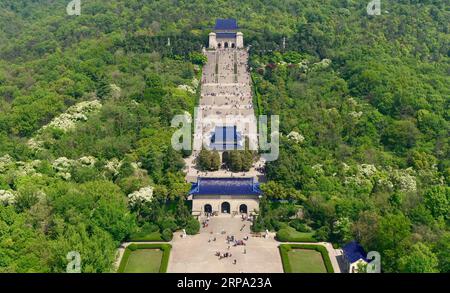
[312, 58, 331, 70]
[128, 186, 154, 210]
[42, 100, 102, 132]
[0, 190, 16, 205]
[391, 169, 417, 193]
[287, 131, 305, 144]
[52, 157, 76, 180]
[110, 84, 122, 99]
[333, 217, 352, 243]
[0, 154, 14, 174]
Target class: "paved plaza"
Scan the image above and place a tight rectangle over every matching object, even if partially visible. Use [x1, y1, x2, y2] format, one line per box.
[167, 215, 284, 273]
[115, 215, 342, 273]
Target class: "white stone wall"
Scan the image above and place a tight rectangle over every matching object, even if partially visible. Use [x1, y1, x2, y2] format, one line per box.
[236, 32, 244, 48]
[208, 33, 217, 49]
[192, 196, 259, 215]
[216, 38, 237, 48]
[349, 259, 369, 273]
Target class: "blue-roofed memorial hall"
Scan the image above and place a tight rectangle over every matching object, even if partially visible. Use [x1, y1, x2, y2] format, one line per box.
[188, 177, 261, 215]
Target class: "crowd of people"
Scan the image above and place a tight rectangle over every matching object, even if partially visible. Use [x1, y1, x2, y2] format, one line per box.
[213, 232, 249, 265]
[200, 211, 251, 267]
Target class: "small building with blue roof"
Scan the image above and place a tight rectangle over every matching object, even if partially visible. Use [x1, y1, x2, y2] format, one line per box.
[188, 177, 261, 216]
[210, 126, 243, 150]
[215, 18, 238, 31]
[342, 241, 370, 273]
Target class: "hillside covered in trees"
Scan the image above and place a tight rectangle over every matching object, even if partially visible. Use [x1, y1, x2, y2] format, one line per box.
[0, 0, 448, 273]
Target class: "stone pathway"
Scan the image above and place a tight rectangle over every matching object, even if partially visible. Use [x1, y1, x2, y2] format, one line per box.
[114, 220, 342, 273]
[188, 47, 259, 181]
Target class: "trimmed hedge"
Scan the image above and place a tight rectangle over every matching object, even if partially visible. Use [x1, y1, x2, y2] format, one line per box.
[161, 228, 173, 241]
[117, 243, 172, 273]
[185, 218, 200, 235]
[276, 227, 316, 242]
[279, 244, 334, 273]
[128, 231, 163, 242]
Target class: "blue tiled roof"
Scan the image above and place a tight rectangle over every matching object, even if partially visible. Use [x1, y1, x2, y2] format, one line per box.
[212, 126, 240, 143]
[210, 126, 242, 150]
[189, 177, 261, 196]
[215, 18, 238, 30]
[343, 241, 369, 263]
[216, 32, 237, 39]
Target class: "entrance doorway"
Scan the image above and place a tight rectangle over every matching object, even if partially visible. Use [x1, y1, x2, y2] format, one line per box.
[224, 42, 229, 48]
[204, 204, 212, 214]
[221, 202, 230, 213]
[239, 204, 248, 214]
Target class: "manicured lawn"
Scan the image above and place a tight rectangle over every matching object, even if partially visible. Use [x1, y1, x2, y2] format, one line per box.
[118, 243, 171, 273]
[279, 244, 334, 273]
[122, 249, 163, 273]
[287, 249, 327, 273]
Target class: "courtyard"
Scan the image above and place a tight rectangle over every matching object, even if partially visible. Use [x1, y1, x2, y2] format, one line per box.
[167, 215, 284, 273]
[115, 216, 342, 273]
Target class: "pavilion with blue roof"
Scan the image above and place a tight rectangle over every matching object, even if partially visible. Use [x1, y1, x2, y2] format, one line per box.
[342, 241, 370, 273]
[215, 18, 238, 31]
[210, 126, 243, 150]
[189, 177, 261, 215]
[208, 18, 244, 49]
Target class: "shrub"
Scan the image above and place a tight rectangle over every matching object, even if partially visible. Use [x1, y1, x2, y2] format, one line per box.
[271, 220, 284, 231]
[276, 227, 316, 242]
[161, 228, 173, 241]
[289, 219, 312, 232]
[129, 223, 163, 242]
[251, 215, 265, 232]
[189, 52, 207, 65]
[142, 222, 159, 233]
[185, 218, 200, 235]
[71, 166, 100, 183]
[158, 217, 178, 232]
[314, 226, 330, 242]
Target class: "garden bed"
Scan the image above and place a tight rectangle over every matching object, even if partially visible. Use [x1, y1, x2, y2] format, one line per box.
[279, 244, 334, 273]
[117, 243, 171, 273]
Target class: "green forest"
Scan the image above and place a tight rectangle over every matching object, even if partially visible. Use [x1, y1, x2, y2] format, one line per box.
[0, 0, 448, 273]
